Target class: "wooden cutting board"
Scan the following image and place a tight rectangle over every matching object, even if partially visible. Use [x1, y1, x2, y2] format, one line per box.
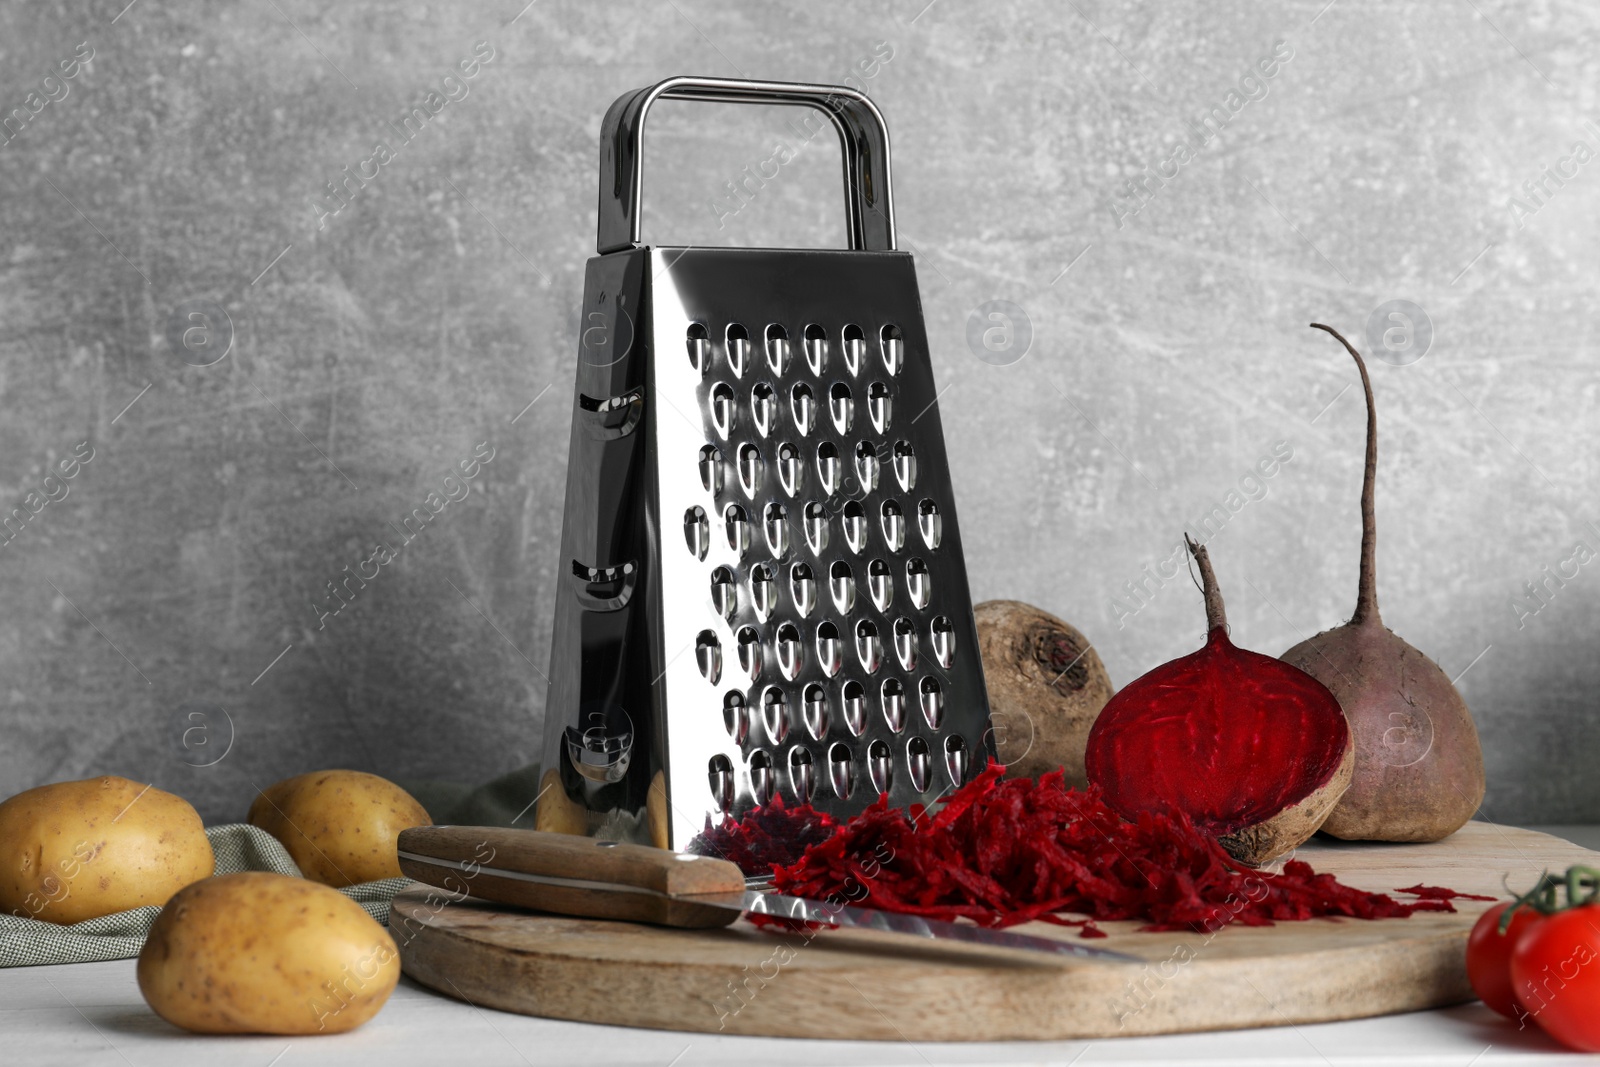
[390, 823, 1593, 1040]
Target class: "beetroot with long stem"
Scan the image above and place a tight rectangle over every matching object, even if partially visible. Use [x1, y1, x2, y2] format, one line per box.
[1280, 324, 1485, 842]
[1084, 536, 1354, 866]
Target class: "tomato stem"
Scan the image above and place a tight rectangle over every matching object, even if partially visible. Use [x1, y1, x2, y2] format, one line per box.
[1499, 865, 1600, 932]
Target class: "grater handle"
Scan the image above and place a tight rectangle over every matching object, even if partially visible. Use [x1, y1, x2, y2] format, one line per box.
[596, 76, 895, 254]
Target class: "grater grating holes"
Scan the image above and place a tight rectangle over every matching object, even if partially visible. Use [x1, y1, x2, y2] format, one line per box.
[802, 682, 829, 740]
[828, 382, 854, 434]
[696, 629, 722, 684]
[790, 382, 816, 435]
[841, 324, 866, 376]
[726, 323, 751, 377]
[906, 557, 931, 610]
[855, 619, 882, 673]
[736, 625, 762, 680]
[777, 442, 803, 496]
[685, 506, 709, 561]
[868, 381, 892, 433]
[751, 382, 777, 438]
[841, 500, 868, 554]
[906, 736, 932, 792]
[881, 677, 906, 732]
[828, 742, 855, 799]
[709, 753, 734, 810]
[667, 308, 970, 820]
[698, 444, 723, 496]
[749, 749, 775, 804]
[944, 735, 969, 787]
[710, 382, 736, 438]
[841, 679, 867, 735]
[749, 563, 775, 620]
[854, 440, 880, 492]
[707, 308, 952, 815]
[803, 323, 829, 375]
[710, 565, 736, 619]
[892, 616, 918, 671]
[868, 738, 893, 795]
[880, 324, 905, 376]
[867, 558, 893, 611]
[737, 443, 764, 497]
[687, 323, 711, 376]
[917, 498, 942, 550]
[816, 620, 843, 677]
[919, 676, 944, 729]
[724, 503, 750, 556]
[790, 562, 816, 616]
[762, 501, 789, 556]
[775, 622, 803, 681]
[930, 615, 956, 670]
[723, 691, 749, 744]
[789, 746, 815, 801]
[762, 686, 789, 745]
[816, 441, 842, 496]
[803, 501, 830, 553]
[765, 324, 792, 375]
[892, 441, 917, 492]
[828, 561, 856, 613]
[880, 499, 906, 552]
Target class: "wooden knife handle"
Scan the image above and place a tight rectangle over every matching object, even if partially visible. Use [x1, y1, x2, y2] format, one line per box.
[395, 826, 747, 929]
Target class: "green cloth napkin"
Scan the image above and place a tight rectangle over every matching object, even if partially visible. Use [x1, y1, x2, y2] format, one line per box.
[0, 823, 407, 968]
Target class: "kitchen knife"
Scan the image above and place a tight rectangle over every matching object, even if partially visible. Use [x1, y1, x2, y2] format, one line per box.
[396, 825, 1138, 965]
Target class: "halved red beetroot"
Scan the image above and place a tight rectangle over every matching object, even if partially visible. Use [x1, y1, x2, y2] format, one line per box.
[1085, 536, 1354, 866]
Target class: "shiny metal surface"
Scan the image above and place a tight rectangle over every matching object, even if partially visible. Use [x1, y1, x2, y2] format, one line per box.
[538, 77, 993, 851]
[742, 889, 1145, 966]
[595, 76, 895, 254]
[401, 848, 1137, 964]
[737, 890, 1141, 963]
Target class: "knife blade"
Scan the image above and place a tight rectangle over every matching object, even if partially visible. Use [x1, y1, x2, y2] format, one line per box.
[395, 825, 1138, 965]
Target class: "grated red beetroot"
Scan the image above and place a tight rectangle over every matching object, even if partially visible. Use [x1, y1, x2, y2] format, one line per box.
[1393, 883, 1494, 902]
[687, 791, 838, 876]
[765, 761, 1482, 937]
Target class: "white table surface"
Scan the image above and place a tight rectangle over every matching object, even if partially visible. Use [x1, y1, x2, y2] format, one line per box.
[8, 826, 1600, 1067]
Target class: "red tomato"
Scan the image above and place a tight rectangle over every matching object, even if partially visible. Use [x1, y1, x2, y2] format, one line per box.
[1509, 905, 1600, 1051]
[1467, 902, 1543, 1017]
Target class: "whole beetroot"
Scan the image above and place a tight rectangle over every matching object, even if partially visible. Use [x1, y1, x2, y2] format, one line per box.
[975, 600, 1114, 788]
[1280, 324, 1485, 842]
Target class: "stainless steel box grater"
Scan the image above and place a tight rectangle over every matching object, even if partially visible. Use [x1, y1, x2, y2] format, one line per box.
[535, 76, 995, 852]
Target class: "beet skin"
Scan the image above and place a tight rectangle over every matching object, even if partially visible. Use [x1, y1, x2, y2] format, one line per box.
[1281, 325, 1485, 842]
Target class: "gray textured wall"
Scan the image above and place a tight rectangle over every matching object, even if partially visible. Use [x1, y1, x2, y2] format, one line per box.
[2, 0, 1596, 825]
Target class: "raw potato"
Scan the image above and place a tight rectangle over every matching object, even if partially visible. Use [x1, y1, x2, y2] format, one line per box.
[975, 600, 1114, 788]
[139, 871, 399, 1034]
[0, 775, 214, 924]
[534, 767, 589, 837]
[248, 770, 430, 887]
